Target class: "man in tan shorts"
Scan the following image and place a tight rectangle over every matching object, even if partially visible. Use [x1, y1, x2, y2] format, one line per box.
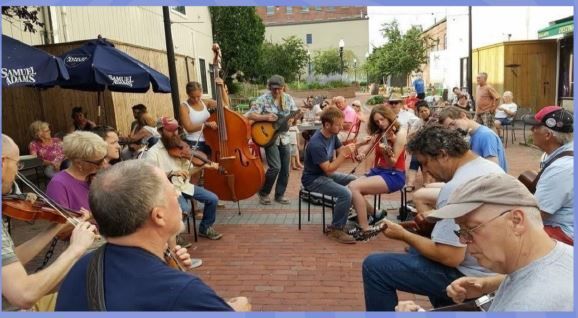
[474, 72, 500, 129]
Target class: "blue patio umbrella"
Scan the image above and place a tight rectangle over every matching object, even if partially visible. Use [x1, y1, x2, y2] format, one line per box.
[2, 35, 69, 87]
[58, 36, 171, 93]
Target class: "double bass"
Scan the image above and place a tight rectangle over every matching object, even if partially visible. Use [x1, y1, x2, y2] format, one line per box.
[202, 44, 265, 201]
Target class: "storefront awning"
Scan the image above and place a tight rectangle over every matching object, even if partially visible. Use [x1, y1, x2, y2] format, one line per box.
[538, 18, 573, 39]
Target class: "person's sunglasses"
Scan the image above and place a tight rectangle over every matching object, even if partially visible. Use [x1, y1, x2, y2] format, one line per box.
[82, 156, 107, 166]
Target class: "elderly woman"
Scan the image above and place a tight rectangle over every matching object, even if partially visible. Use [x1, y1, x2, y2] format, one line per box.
[46, 131, 108, 213]
[28, 121, 65, 178]
[494, 91, 518, 137]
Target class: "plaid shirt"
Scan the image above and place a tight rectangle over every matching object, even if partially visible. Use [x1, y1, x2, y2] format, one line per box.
[247, 91, 297, 146]
[2, 221, 17, 267]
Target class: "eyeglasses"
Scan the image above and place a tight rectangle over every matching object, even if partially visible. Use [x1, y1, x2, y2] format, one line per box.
[454, 209, 512, 243]
[82, 156, 107, 166]
[4, 157, 24, 170]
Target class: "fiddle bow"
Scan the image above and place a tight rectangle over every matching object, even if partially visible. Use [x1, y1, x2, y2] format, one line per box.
[349, 117, 398, 175]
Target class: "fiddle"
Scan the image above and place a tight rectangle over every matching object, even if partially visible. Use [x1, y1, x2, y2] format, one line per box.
[349, 118, 398, 175]
[164, 248, 185, 272]
[167, 139, 213, 167]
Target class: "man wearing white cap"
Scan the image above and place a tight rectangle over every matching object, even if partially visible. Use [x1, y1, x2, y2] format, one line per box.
[524, 106, 574, 245]
[398, 173, 573, 311]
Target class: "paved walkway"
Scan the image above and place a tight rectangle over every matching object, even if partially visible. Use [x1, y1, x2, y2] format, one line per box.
[9, 93, 544, 311]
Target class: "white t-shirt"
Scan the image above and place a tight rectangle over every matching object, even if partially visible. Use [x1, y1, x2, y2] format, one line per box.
[143, 142, 195, 196]
[495, 102, 517, 119]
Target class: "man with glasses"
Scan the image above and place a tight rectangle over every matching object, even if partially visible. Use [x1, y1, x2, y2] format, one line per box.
[398, 173, 573, 311]
[524, 106, 574, 245]
[246, 75, 297, 205]
[362, 125, 503, 311]
[385, 93, 418, 129]
[2, 134, 96, 311]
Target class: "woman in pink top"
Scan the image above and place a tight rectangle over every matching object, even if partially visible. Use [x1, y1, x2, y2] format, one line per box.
[28, 121, 65, 178]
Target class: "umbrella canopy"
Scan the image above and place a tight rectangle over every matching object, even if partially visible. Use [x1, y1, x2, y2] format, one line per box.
[58, 37, 171, 93]
[2, 35, 70, 87]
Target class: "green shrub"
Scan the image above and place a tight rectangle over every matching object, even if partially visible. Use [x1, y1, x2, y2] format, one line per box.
[366, 95, 385, 105]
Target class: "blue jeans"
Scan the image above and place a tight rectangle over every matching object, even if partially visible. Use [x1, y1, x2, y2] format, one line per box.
[304, 172, 356, 228]
[363, 248, 464, 311]
[260, 143, 290, 199]
[181, 186, 218, 232]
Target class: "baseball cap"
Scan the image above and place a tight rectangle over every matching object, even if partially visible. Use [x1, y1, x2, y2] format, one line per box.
[267, 75, 285, 89]
[427, 173, 538, 221]
[156, 116, 179, 132]
[524, 106, 573, 133]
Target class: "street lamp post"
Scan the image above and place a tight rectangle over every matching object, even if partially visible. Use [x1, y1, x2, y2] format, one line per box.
[307, 50, 311, 78]
[339, 39, 344, 77]
[353, 58, 357, 82]
[365, 52, 369, 83]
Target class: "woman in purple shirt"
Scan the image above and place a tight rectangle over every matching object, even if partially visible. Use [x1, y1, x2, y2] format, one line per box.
[46, 131, 108, 213]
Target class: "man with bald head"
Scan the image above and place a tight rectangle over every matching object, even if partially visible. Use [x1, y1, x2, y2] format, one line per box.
[333, 96, 356, 142]
[2, 134, 96, 311]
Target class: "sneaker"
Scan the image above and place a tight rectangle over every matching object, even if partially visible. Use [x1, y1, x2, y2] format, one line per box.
[369, 209, 388, 226]
[190, 258, 203, 269]
[176, 235, 192, 249]
[259, 194, 272, 205]
[326, 228, 356, 244]
[274, 196, 291, 205]
[199, 227, 223, 240]
[347, 207, 358, 221]
[353, 225, 385, 242]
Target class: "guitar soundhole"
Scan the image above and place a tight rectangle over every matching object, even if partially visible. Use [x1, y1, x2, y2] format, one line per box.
[260, 125, 269, 137]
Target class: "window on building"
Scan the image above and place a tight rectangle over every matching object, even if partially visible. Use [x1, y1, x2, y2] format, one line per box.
[171, 6, 186, 15]
[286, 7, 293, 15]
[306, 34, 313, 45]
[315, 7, 322, 11]
[266, 6, 275, 15]
[199, 59, 208, 94]
[327, 7, 335, 11]
[301, 7, 309, 13]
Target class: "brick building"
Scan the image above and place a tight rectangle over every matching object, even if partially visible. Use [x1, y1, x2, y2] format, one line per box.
[255, 6, 370, 80]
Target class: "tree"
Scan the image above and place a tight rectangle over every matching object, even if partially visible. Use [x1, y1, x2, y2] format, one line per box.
[366, 20, 433, 86]
[209, 7, 265, 90]
[257, 36, 308, 83]
[2, 6, 44, 33]
[312, 49, 356, 76]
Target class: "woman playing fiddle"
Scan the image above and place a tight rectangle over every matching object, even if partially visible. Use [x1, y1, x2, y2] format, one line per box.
[348, 105, 407, 238]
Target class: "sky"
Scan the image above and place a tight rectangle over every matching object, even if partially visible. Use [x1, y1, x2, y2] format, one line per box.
[368, 6, 457, 49]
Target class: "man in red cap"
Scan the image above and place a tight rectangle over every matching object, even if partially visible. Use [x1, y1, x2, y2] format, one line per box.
[144, 117, 223, 245]
[524, 106, 574, 245]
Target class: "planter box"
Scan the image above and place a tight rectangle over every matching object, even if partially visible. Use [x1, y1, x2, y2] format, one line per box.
[288, 86, 356, 99]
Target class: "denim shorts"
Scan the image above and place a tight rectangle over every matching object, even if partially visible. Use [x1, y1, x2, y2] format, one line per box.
[496, 117, 512, 126]
[367, 167, 406, 192]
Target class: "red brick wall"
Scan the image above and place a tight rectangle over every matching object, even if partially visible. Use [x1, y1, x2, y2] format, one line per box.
[256, 6, 367, 25]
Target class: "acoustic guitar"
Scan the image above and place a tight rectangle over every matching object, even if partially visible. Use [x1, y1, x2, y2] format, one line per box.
[251, 111, 302, 147]
[430, 294, 494, 312]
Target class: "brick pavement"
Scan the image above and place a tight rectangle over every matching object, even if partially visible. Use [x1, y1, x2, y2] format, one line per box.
[8, 93, 545, 311]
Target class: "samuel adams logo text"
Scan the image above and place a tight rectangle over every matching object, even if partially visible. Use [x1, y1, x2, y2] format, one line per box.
[1, 67, 37, 85]
[107, 75, 134, 87]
